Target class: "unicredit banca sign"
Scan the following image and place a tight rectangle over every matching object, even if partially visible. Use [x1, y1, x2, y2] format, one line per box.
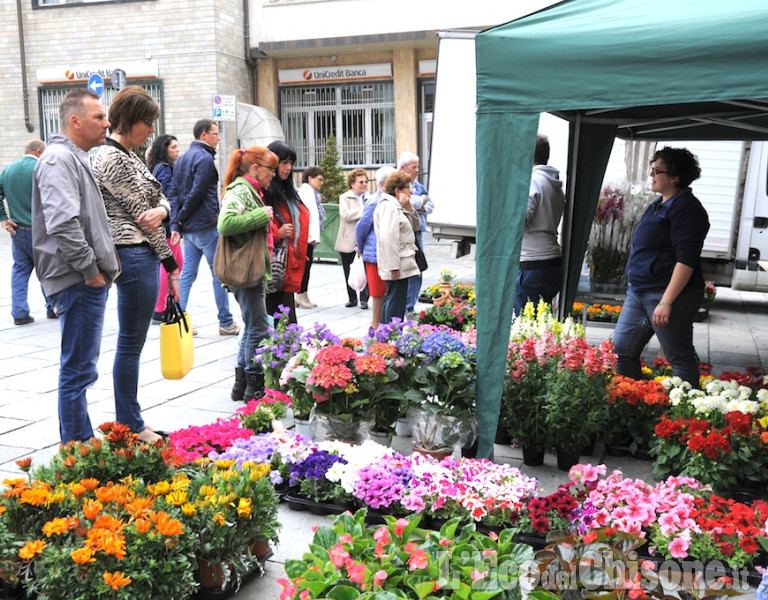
[278, 63, 392, 85]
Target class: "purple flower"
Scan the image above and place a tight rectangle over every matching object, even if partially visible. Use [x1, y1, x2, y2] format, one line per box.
[289, 450, 347, 486]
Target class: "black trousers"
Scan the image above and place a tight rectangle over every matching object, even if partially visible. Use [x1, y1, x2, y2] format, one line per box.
[339, 251, 369, 303]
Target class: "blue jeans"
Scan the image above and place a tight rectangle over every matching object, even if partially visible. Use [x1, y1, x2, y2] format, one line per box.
[234, 282, 269, 375]
[382, 277, 411, 325]
[613, 286, 702, 385]
[514, 263, 562, 315]
[113, 246, 159, 433]
[179, 227, 233, 327]
[50, 282, 109, 443]
[11, 227, 52, 318]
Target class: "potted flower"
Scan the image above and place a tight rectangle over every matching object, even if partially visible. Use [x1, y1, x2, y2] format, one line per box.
[501, 334, 559, 465]
[170, 459, 278, 592]
[418, 298, 476, 331]
[8, 475, 197, 599]
[543, 338, 615, 470]
[410, 330, 476, 457]
[604, 374, 669, 456]
[33, 421, 173, 484]
[303, 342, 384, 444]
[166, 417, 253, 465]
[433, 269, 457, 307]
[279, 509, 534, 599]
[236, 389, 292, 434]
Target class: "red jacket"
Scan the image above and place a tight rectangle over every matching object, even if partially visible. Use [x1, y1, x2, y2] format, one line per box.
[270, 197, 309, 293]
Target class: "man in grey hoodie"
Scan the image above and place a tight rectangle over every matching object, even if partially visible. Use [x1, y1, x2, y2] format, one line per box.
[514, 134, 565, 315]
[31, 89, 120, 443]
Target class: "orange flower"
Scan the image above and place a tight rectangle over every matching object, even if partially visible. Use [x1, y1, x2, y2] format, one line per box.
[15, 457, 32, 472]
[20, 487, 51, 507]
[82, 499, 103, 521]
[0, 506, 6, 516]
[153, 512, 184, 537]
[105, 423, 132, 443]
[213, 512, 226, 526]
[69, 483, 86, 498]
[70, 547, 96, 564]
[78, 444, 91, 458]
[762, 432, 768, 444]
[19, 540, 46, 560]
[134, 518, 151, 534]
[91, 438, 103, 452]
[125, 497, 154, 519]
[81, 478, 100, 491]
[62, 456, 77, 468]
[103, 571, 132, 590]
[42, 517, 69, 537]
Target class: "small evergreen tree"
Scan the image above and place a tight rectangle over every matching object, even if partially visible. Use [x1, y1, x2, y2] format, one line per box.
[318, 134, 347, 204]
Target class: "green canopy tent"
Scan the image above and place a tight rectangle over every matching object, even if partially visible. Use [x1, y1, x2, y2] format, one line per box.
[474, 0, 768, 458]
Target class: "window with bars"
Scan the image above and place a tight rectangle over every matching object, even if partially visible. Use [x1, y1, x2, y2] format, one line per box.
[280, 82, 395, 169]
[38, 83, 164, 154]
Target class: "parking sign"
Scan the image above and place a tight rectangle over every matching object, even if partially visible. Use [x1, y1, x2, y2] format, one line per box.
[212, 94, 236, 121]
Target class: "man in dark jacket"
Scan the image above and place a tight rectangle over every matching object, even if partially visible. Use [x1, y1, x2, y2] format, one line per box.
[169, 119, 238, 335]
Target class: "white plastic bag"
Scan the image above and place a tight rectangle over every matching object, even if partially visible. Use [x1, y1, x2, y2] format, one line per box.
[347, 254, 367, 292]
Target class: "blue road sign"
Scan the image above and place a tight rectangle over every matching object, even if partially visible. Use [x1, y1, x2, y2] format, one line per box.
[88, 73, 104, 97]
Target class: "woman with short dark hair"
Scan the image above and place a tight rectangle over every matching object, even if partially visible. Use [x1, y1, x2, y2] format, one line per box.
[263, 140, 310, 324]
[147, 134, 182, 324]
[92, 86, 179, 443]
[335, 168, 370, 309]
[374, 171, 421, 324]
[613, 146, 710, 386]
[296, 166, 325, 308]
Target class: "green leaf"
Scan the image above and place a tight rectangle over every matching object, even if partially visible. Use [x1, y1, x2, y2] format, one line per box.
[314, 526, 340, 550]
[327, 584, 365, 600]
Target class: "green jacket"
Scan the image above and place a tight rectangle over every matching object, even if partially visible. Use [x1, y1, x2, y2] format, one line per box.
[217, 176, 272, 278]
[0, 154, 38, 226]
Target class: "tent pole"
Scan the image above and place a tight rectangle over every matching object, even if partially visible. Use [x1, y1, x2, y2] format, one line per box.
[558, 113, 581, 320]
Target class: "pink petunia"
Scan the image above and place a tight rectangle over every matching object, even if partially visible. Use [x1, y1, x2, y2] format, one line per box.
[668, 537, 690, 559]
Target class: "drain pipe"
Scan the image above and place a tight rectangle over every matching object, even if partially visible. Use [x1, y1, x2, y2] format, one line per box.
[16, 0, 35, 133]
[242, 0, 257, 104]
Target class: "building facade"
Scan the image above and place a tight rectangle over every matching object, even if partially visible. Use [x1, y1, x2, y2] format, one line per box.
[2, 0, 554, 178]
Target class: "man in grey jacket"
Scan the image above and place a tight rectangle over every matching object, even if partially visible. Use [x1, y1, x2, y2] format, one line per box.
[514, 134, 565, 315]
[32, 89, 120, 443]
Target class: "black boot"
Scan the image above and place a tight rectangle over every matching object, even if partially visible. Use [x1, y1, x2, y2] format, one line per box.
[231, 367, 246, 402]
[243, 372, 265, 402]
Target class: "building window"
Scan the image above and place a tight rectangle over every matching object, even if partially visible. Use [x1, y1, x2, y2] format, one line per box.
[33, 0, 148, 7]
[280, 82, 395, 169]
[38, 82, 164, 149]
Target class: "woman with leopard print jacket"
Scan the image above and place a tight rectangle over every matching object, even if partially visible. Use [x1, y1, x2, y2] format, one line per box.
[92, 86, 179, 445]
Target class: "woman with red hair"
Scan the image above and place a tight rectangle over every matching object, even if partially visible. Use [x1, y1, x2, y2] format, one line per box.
[218, 146, 278, 402]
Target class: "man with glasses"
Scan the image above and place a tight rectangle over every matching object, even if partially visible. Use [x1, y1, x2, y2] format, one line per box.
[169, 119, 238, 335]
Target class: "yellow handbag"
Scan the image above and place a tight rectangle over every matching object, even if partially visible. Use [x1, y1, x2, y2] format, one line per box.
[160, 296, 194, 379]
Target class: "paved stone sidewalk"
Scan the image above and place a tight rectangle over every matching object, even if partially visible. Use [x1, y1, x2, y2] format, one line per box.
[0, 231, 765, 597]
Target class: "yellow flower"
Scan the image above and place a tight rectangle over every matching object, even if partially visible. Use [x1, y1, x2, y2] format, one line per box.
[213, 512, 226, 526]
[181, 503, 197, 517]
[199, 485, 216, 499]
[219, 469, 236, 481]
[214, 459, 236, 470]
[70, 547, 96, 564]
[641, 366, 652, 376]
[171, 473, 191, 491]
[19, 540, 46, 560]
[165, 490, 188, 506]
[150, 481, 171, 496]
[103, 571, 132, 590]
[236, 498, 252, 518]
